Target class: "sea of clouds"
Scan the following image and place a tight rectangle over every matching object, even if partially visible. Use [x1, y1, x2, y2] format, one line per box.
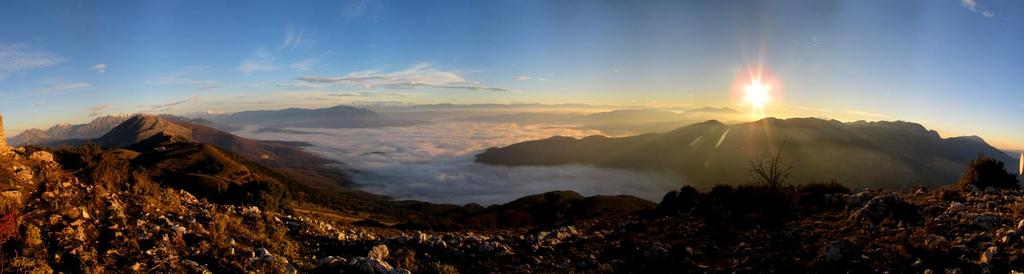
[234, 121, 682, 205]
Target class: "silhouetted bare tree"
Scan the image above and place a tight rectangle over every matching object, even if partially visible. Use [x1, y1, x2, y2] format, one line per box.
[749, 141, 793, 192]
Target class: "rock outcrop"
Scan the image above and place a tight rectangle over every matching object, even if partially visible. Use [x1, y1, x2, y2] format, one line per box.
[0, 114, 12, 156]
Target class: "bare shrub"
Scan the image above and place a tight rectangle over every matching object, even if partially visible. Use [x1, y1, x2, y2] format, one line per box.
[749, 142, 794, 192]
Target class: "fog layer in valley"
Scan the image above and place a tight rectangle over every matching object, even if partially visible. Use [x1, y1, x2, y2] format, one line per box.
[234, 121, 682, 205]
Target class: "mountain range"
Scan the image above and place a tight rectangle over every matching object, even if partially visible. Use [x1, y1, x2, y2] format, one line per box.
[8, 114, 133, 146]
[23, 113, 651, 222]
[476, 117, 1016, 188]
[208, 105, 425, 129]
[460, 107, 746, 135]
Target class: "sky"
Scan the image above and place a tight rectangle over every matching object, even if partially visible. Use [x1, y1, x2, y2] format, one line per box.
[0, 0, 1021, 149]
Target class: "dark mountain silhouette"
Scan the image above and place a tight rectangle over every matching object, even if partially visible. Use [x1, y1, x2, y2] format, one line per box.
[209, 105, 425, 129]
[476, 117, 1015, 188]
[8, 114, 132, 146]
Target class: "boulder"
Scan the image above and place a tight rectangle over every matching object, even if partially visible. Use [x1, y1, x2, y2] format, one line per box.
[848, 194, 921, 225]
[11, 165, 32, 183]
[478, 241, 512, 254]
[947, 202, 965, 211]
[980, 246, 999, 264]
[974, 214, 1006, 230]
[821, 240, 861, 264]
[368, 244, 389, 260]
[28, 151, 55, 163]
[0, 191, 21, 205]
[350, 257, 394, 273]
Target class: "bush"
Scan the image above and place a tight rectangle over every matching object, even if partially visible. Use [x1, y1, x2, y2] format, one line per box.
[0, 200, 17, 247]
[796, 182, 851, 211]
[798, 181, 851, 195]
[956, 154, 1019, 190]
[657, 186, 698, 213]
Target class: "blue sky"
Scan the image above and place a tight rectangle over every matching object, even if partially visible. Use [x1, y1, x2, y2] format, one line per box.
[0, 0, 1022, 148]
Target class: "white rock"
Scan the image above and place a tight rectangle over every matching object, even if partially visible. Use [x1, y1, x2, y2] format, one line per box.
[368, 244, 389, 260]
[29, 151, 55, 163]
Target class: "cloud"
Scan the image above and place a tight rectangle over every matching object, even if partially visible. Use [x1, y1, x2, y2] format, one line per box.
[281, 25, 316, 50]
[514, 75, 548, 81]
[33, 82, 92, 93]
[342, 0, 383, 19]
[148, 66, 223, 89]
[0, 43, 64, 80]
[196, 83, 225, 90]
[297, 63, 517, 92]
[91, 64, 107, 74]
[89, 104, 111, 117]
[151, 96, 200, 111]
[961, 0, 996, 17]
[845, 110, 890, 119]
[328, 91, 406, 97]
[275, 82, 326, 89]
[238, 48, 278, 74]
[234, 121, 680, 205]
[289, 58, 317, 71]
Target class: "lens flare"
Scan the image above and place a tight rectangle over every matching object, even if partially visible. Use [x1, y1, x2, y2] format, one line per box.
[743, 78, 771, 118]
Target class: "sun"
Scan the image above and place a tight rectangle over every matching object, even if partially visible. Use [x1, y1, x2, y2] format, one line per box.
[743, 79, 771, 118]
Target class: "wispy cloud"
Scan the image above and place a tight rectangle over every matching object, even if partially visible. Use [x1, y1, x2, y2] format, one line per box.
[148, 66, 223, 90]
[961, 0, 996, 17]
[328, 91, 406, 97]
[0, 43, 64, 80]
[342, 0, 383, 20]
[845, 110, 890, 119]
[196, 83, 225, 90]
[289, 58, 317, 71]
[280, 25, 316, 50]
[276, 82, 326, 90]
[238, 48, 278, 74]
[297, 63, 517, 92]
[151, 96, 200, 111]
[89, 104, 111, 117]
[514, 75, 548, 81]
[91, 63, 107, 74]
[33, 82, 92, 93]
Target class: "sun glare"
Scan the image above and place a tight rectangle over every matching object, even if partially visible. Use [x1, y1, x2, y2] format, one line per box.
[743, 79, 771, 118]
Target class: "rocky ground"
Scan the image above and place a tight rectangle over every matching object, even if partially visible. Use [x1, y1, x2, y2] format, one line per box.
[3, 145, 1024, 273]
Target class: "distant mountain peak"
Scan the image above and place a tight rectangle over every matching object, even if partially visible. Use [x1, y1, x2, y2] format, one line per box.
[10, 114, 134, 146]
[686, 107, 740, 114]
[97, 114, 194, 148]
